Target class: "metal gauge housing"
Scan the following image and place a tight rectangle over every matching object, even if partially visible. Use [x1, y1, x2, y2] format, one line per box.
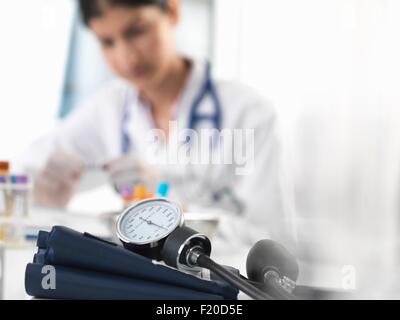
[116, 198, 184, 260]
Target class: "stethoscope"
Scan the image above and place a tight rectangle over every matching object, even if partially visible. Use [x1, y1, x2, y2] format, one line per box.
[121, 62, 222, 155]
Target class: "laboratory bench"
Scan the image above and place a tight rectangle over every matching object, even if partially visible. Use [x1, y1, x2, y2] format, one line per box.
[0, 206, 368, 300]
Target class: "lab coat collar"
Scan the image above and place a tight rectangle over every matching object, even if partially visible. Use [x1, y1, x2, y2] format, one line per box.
[128, 57, 209, 128]
[124, 58, 210, 155]
[174, 57, 209, 128]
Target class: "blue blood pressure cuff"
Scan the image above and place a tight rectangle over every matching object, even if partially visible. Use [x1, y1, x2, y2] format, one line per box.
[25, 226, 238, 300]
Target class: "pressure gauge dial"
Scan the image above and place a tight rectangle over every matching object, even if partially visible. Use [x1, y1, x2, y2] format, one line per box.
[116, 198, 184, 260]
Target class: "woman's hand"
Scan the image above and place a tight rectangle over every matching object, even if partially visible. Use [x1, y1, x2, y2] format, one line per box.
[105, 156, 160, 194]
[33, 150, 84, 208]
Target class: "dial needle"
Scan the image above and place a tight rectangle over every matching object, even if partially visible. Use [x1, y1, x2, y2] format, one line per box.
[140, 217, 168, 230]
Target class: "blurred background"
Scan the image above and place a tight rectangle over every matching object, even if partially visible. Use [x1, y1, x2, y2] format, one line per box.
[1, 0, 400, 298]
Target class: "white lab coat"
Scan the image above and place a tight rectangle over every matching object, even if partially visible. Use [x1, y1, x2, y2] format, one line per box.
[21, 59, 297, 261]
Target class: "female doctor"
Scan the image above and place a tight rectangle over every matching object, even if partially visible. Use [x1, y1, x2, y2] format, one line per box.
[23, 0, 296, 253]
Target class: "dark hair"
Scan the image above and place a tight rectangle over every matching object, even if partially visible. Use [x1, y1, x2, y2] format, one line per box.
[78, 0, 167, 25]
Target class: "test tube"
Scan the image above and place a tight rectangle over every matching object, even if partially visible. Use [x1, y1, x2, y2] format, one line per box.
[0, 161, 10, 217]
[0, 175, 31, 245]
[155, 182, 170, 198]
[0, 176, 6, 241]
[133, 185, 147, 201]
[10, 175, 30, 218]
[0, 176, 7, 217]
[0, 161, 9, 176]
[0, 162, 10, 242]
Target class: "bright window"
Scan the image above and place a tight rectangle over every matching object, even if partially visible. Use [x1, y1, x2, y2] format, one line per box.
[0, 0, 76, 161]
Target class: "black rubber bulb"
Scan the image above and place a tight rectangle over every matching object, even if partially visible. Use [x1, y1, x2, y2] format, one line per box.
[246, 240, 299, 283]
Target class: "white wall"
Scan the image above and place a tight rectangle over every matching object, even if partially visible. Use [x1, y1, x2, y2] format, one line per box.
[214, 0, 400, 295]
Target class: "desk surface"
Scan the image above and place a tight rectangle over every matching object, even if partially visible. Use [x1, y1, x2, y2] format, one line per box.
[0, 207, 242, 300]
[1, 207, 396, 300]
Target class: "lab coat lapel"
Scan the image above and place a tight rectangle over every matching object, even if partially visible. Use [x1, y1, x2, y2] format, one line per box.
[126, 90, 156, 159]
[151, 60, 212, 190]
[169, 60, 222, 194]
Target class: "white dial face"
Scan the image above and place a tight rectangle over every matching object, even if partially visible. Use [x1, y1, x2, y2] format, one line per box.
[117, 199, 182, 245]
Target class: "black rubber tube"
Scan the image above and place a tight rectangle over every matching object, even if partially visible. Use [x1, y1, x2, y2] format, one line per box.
[196, 254, 273, 300]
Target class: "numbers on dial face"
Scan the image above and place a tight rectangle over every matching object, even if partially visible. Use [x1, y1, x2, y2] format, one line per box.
[120, 200, 181, 244]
